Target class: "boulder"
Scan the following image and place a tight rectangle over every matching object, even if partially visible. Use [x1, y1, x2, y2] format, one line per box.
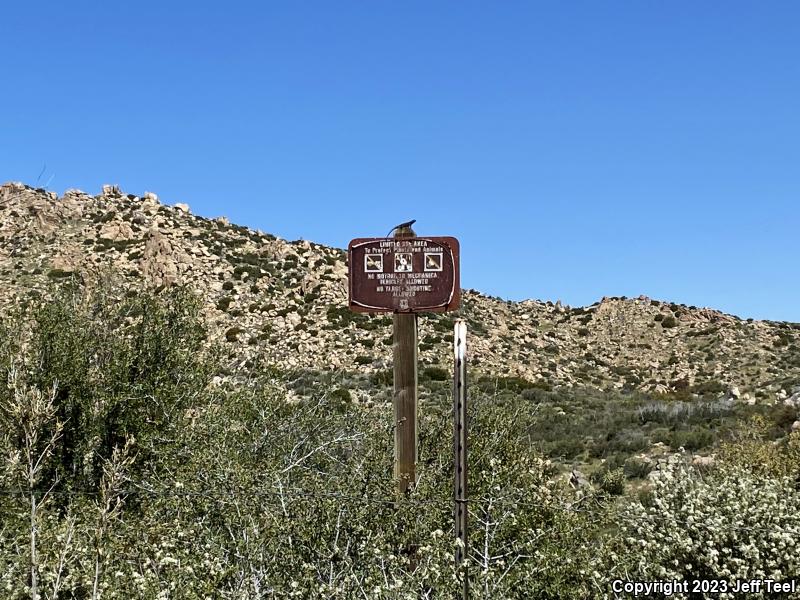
[1, 181, 26, 192]
[99, 222, 135, 241]
[51, 243, 84, 273]
[692, 455, 715, 468]
[141, 228, 178, 287]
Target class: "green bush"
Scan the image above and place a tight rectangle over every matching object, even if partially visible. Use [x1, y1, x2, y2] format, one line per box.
[599, 468, 626, 495]
[661, 316, 678, 328]
[607, 430, 649, 453]
[623, 456, 653, 479]
[670, 426, 714, 451]
[546, 436, 585, 460]
[328, 387, 352, 411]
[422, 366, 449, 381]
[225, 326, 244, 342]
[370, 369, 393, 386]
[0, 278, 212, 492]
[476, 375, 540, 394]
[690, 380, 725, 396]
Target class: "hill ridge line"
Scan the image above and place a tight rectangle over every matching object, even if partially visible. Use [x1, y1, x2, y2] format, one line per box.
[2, 180, 799, 404]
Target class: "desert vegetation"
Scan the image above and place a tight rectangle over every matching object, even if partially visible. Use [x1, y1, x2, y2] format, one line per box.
[0, 280, 798, 598]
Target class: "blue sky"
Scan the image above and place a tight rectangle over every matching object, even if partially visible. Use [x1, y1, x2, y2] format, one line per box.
[2, 2, 798, 321]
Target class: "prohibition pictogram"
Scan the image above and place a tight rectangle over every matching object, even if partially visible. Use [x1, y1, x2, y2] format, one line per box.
[394, 253, 413, 272]
[424, 252, 443, 272]
[365, 254, 383, 273]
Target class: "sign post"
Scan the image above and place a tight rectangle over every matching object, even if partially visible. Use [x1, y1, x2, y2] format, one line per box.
[347, 227, 460, 496]
[392, 224, 418, 493]
[348, 225, 465, 590]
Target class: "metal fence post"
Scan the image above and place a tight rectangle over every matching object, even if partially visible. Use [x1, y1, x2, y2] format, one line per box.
[453, 319, 468, 599]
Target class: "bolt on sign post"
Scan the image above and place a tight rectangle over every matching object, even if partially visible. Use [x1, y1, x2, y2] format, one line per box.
[348, 226, 460, 494]
[453, 319, 468, 599]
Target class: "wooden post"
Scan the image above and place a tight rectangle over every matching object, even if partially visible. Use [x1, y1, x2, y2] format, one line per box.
[453, 319, 468, 599]
[393, 224, 418, 494]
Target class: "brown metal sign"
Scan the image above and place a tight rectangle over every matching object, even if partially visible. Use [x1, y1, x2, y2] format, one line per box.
[348, 236, 460, 313]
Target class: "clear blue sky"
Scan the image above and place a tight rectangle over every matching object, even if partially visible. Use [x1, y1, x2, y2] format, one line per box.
[3, 2, 798, 322]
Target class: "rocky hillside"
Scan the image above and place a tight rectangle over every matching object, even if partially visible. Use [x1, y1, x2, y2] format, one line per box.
[2, 181, 799, 405]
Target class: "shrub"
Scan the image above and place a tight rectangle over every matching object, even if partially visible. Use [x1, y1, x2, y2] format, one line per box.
[638, 400, 731, 426]
[370, 369, 393, 386]
[717, 419, 800, 479]
[326, 305, 365, 328]
[690, 380, 725, 396]
[671, 427, 714, 451]
[607, 430, 649, 453]
[661, 316, 678, 328]
[328, 387, 352, 411]
[599, 468, 626, 495]
[423, 366, 449, 381]
[225, 326, 244, 342]
[615, 463, 800, 587]
[623, 456, 653, 479]
[476, 375, 539, 394]
[546, 436, 585, 460]
[0, 278, 212, 492]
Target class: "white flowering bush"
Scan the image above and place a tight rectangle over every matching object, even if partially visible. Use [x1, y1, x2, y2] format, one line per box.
[615, 462, 800, 599]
